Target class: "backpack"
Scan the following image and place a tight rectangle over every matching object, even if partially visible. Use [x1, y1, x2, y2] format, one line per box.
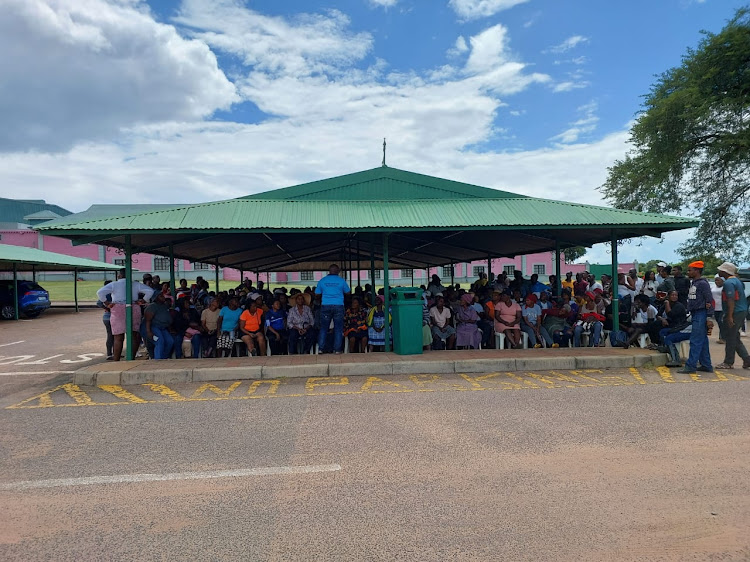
[609, 330, 628, 347]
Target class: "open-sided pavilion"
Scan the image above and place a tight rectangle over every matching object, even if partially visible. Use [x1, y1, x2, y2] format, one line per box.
[38, 166, 698, 358]
[0, 243, 122, 319]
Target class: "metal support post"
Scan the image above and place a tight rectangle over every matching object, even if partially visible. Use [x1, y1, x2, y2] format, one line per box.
[74, 268, 79, 313]
[215, 260, 220, 294]
[32, 265, 36, 283]
[487, 256, 492, 282]
[611, 231, 619, 333]
[13, 263, 19, 320]
[555, 240, 562, 297]
[450, 263, 454, 287]
[169, 245, 176, 302]
[383, 233, 391, 352]
[125, 236, 133, 361]
[370, 245, 376, 305]
[357, 240, 361, 289]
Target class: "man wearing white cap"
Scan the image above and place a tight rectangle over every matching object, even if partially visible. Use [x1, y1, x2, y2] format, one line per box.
[715, 262, 750, 370]
[655, 261, 668, 286]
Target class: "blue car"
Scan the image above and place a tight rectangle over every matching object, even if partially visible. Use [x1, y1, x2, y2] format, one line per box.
[0, 280, 51, 320]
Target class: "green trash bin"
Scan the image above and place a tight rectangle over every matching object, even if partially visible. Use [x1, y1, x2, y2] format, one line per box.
[390, 287, 424, 355]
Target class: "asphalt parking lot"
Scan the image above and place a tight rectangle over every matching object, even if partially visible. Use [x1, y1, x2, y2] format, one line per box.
[1, 309, 749, 561]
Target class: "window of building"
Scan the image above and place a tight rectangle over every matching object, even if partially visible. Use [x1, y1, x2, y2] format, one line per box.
[472, 266, 485, 277]
[533, 264, 546, 275]
[300, 271, 315, 281]
[374, 270, 381, 279]
[193, 262, 212, 270]
[503, 265, 516, 275]
[153, 257, 170, 271]
[401, 269, 413, 278]
[442, 266, 453, 277]
[113, 259, 126, 266]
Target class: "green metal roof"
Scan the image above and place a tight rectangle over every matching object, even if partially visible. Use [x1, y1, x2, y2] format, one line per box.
[36, 197, 694, 232]
[0, 244, 122, 272]
[249, 166, 525, 201]
[34, 166, 698, 272]
[0, 197, 72, 224]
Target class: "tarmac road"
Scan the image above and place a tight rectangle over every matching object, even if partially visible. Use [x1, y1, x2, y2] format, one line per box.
[1, 309, 749, 561]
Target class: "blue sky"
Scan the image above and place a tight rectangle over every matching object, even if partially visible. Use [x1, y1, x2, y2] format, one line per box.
[0, 0, 743, 264]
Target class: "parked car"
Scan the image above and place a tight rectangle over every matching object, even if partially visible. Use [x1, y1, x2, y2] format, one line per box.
[0, 280, 51, 320]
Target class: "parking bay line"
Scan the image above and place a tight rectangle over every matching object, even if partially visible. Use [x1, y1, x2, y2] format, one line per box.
[0, 370, 76, 376]
[0, 341, 24, 348]
[0, 464, 343, 491]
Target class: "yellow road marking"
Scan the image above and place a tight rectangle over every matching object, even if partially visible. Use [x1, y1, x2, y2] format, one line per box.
[99, 385, 148, 404]
[629, 367, 647, 385]
[142, 383, 186, 401]
[6, 368, 749, 410]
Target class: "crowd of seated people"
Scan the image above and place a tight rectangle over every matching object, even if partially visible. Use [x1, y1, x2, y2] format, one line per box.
[96, 262, 741, 364]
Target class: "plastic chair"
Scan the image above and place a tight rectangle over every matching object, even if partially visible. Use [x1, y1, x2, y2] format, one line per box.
[495, 331, 528, 350]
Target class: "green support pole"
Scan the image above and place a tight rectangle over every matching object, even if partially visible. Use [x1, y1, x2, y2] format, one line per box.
[370, 245, 376, 305]
[488, 256, 492, 283]
[356, 240, 361, 290]
[555, 240, 562, 297]
[383, 233, 391, 352]
[450, 263, 454, 287]
[13, 263, 19, 320]
[169, 244, 176, 303]
[125, 236, 133, 361]
[215, 260, 220, 294]
[32, 265, 36, 283]
[74, 268, 79, 313]
[611, 231, 619, 333]
[240, 267, 244, 286]
[411, 269, 414, 287]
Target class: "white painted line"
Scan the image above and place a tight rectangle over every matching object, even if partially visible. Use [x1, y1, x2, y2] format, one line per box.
[0, 371, 76, 376]
[0, 341, 24, 348]
[0, 464, 342, 491]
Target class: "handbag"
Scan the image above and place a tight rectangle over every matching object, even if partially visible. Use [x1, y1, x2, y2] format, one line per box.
[217, 331, 234, 349]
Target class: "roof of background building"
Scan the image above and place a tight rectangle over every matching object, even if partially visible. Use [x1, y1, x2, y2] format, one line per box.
[0, 197, 72, 225]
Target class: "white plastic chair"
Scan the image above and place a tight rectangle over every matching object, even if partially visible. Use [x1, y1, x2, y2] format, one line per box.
[495, 331, 528, 350]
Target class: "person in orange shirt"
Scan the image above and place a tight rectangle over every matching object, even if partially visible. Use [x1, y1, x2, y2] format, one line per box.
[240, 300, 266, 356]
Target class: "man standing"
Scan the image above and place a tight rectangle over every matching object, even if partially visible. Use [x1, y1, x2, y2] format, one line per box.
[679, 261, 714, 374]
[96, 269, 154, 361]
[672, 265, 690, 305]
[315, 264, 350, 354]
[715, 262, 750, 370]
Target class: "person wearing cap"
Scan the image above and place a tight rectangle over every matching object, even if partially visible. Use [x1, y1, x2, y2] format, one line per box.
[655, 262, 668, 286]
[715, 262, 750, 370]
[656, 265, 675, 296]
[315, 264, 351, 354]
[679, 261, 714, 374]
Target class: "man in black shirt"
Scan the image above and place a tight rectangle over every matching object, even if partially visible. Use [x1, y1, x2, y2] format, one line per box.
[672, 265, 690, 305]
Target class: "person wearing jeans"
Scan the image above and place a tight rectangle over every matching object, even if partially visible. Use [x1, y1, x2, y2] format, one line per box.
[679, 261, 713, 374]
[715, 262, 750, 370]
[145, 293, 175, 360]
[315, 264, 350, 354]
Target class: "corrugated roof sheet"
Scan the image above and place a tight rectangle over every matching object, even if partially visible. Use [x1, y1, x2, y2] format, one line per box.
[37, 197, 695, 232]
[0, 244, 122, 272]
[249, 167, 525, 201]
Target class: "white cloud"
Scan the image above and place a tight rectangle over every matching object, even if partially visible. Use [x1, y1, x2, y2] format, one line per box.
[0, 0, 238, 152]
[447, 35, 469, 57]
[368, 0, 399, 7]
[448, 0, 530, 21]
[546, 35, 589, 54]
[550, 101, 599, 144]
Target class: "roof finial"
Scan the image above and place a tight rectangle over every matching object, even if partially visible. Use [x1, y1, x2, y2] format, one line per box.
[382, 138, 387, 167]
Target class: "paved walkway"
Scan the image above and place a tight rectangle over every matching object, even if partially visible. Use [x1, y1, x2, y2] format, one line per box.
[74, 347, 668, 386]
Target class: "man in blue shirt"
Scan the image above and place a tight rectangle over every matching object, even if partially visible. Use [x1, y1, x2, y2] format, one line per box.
[315, 264, 351, 353]
[716, 262, 750, 370]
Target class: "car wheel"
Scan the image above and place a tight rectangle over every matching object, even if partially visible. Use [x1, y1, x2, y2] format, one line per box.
[1, 304, 16, 320]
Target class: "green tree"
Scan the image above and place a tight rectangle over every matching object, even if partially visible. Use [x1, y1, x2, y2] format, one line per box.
[602, 7, 750, 263]
[563, 246, 587, 263]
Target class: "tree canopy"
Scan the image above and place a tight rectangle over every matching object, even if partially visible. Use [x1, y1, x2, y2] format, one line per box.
[602, 7, 750, 263]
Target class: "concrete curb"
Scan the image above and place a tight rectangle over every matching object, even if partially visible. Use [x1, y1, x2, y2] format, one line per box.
[73, 352, 670, 386]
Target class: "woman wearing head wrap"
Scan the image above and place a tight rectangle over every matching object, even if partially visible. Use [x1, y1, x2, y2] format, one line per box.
[455, 293, 482, 349]
[367, 295, 392, 351]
